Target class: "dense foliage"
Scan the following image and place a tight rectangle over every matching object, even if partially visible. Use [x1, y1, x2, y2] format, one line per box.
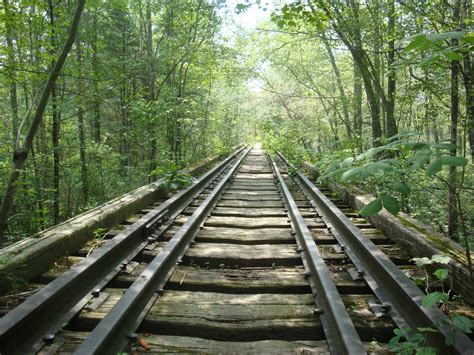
[0, 0, 253, 242]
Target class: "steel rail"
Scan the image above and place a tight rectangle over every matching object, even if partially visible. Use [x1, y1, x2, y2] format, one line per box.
[277, 152, 474, 354]
[74, 147, 252, 355]
[270, 158, 366, 355]
[0, 146, 246, 354]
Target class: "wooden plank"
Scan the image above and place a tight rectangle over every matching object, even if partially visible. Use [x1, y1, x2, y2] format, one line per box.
[222, 191, 280, 197]
[109, 266, 310, 293]
[211, 207, 287, 217]
[174, 216, 289, 228]
[76, 290, 321, 340]
[239, 168, 273, 174]
[75, 291, 395, 342]
[220, 195, 282, 201]
[233, 178, 274, 183]
[165, 266, 368, 294]
[230, 183, 276, 189]
[182, 206, 290, 217]
[317, 245, 410, 265]
[184, 243, 300, 267]
[195, 227, 294, 244]
[168, 266, 308, 293]
[205, 216, 289, 228]
[208, 207, 316, 218]
[234, 173, 274, 179]
[216, 200, 284, 208]
[228, 187, 278, 192]
[55, 331, 330, 353]
[164, 226, 332, 244]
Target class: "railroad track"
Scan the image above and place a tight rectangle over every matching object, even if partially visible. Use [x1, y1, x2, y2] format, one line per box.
[0, 145, 472, 354]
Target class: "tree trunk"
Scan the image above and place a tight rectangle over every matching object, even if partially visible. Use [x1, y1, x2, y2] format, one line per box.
[386, 0, 398, 138]
[77, 38, 89, 206]
[460, 0, 474, 163]
[146, 0, 158, 182]
[92, 10, 101, 144]
[0, 0, 86, 242]
[51, 86, 60, 225]
[346, 0, 382, 146]
[3, 0, 19, 149]
[351, 48, 382, 146]
[146, 0, 155, 100]
[30, 146, 45, 230]
[322, 32, 352, 140]
[448, 0, 460, 239]
[372, 0, 383, 136]
[49, 0, 60, 225]
[353, 62, 363, 151]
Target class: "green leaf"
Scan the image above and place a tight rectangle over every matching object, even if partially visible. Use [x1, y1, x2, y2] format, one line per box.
[417, 327, 438, 333]
[444, 31, 465, 40]
[433, 268, 449, 281]
[340, 157, 354, 168]
[393, 182, 411, 195]
[323, 159, 342, 174]
[377, 162, 397, 174]
[405, 35, 427, 51]
[434, 143, 458, 150]
[381, 195, 400, 215]
[426, 33, 445, 43]
[235, 3, 250, 12]
[445, 331, 456, 346]
[426, 157, 443, 176]
[431, 254, 451, 264]
[461, 33, 474, 45]
[441, 156, 468, 167]
[411, 154, 430, 170]
[364, 162, 384, 177]
[422, 292, 448, 308]
[412, 257, 432, 267]
[416, 347, 437, 355]
[360, 198, 382, 217]
[451, 314, 474, 333]
[404, 142, 430, 151]
[359, 146, 385, 159]
[341, 166, 363, 181]
[408, 333, 425, 344]
[444, 51, 464, 61]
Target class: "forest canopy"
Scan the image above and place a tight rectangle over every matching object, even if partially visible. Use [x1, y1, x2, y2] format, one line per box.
[0, 0, 472, 250]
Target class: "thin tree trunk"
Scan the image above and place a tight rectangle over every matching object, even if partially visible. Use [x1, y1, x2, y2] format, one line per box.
[3, 0, 19, 148]
[372, 0, 383, 136]
[386, 0, 398, 138]
[0, 0, 86, 242]
[353, 62, 363, 151]
[346, 0, 382, 146]
[51, 87, 60, 225]
[77, 38, 89, 206]
[30, 146, 45, 230]
[448, 0, 460, 239]
[322, 32, 352, 140]
[49, 0, 60, 225]
[146, 0, 155, 100]
[92, 10, 101, 144]
[459, 0, 474, 163]
[146, 0, 158, 182]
